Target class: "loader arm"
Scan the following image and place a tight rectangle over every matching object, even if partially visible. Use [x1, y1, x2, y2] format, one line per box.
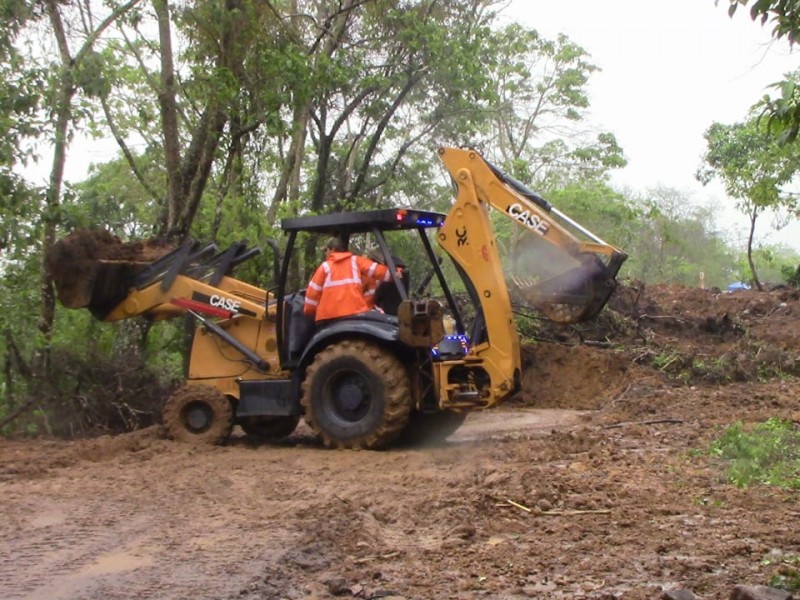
[101, 273, 270, 323]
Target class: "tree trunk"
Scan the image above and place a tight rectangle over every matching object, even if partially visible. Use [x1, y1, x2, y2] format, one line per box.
[38, 0, 142, 369]
[267, 100, 311, 223]
[153, 0, 183, 237]
[38, 87, 73, 372]
[175, 108, 227, 237]
[39, 0, 75, 373]
[746, 205, 762, 291]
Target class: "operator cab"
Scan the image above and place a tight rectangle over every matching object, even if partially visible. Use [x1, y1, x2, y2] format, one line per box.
[276, 208, 464, 368]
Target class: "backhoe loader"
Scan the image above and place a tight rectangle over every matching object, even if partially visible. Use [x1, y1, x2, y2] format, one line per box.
[49, 147, 626, 449]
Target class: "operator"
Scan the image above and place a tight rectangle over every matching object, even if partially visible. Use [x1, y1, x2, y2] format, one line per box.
[303, 237, 392, 322]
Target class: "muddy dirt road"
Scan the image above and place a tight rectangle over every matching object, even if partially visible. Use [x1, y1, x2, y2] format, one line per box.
[2, 284, 800, 599]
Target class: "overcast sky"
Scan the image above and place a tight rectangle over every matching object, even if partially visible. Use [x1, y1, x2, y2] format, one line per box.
[501, 0, 800, 252]
[31, 1, 799, 252]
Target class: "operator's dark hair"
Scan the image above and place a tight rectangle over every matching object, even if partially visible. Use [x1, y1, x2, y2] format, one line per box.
[326, 236, 348, 252]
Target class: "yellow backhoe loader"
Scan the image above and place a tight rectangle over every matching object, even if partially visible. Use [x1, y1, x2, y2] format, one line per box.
[49, 147, 626, 449]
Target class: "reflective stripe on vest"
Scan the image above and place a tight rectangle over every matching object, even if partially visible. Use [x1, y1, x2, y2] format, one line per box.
[321, 256, 362, 288]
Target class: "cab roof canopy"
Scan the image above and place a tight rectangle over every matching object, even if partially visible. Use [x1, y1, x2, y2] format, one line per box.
[281, 209, 445, 236]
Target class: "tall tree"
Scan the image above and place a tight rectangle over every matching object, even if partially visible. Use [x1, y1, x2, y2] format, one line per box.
[484, 24, 625, 188]
[34, 0, 142, 369]
[698, 117, 800, 289]
[0, 0, 42, 254]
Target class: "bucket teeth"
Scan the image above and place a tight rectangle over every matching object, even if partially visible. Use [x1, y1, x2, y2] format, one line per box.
[510, 275, 537, 290]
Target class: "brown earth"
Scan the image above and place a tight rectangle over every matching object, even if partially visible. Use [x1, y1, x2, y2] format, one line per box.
[45, 229, 173, 309]
[2, 283, 800, 599]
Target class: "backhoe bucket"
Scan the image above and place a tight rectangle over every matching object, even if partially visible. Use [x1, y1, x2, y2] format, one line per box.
[504, 216, 627, 324]
[512, 250, 626, 323]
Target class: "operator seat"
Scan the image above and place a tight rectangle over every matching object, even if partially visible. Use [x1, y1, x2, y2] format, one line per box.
[374, 263, 408, 315]
[367, 250, 408, 316]
[285, 292, 314, 360]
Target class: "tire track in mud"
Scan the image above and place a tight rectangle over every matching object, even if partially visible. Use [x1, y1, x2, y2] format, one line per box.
[0, 409, 590, 599]
[0, 449, 310, 600]
[0, 495, 154, 600]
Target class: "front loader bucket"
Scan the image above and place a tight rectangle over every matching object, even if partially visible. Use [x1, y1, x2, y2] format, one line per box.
[59, 259, 152, 319]
[46, 229, 172, 319]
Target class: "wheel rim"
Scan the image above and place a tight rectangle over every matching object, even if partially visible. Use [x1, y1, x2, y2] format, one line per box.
[328, 372, 371, 422]
[182, 401, 213, 433]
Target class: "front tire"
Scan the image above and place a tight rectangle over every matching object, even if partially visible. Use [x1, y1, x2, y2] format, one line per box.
[301, 340, 412, 449]
[163, 384, 234, 445]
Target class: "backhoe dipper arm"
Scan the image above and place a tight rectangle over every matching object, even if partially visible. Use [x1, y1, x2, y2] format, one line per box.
[438, 148, 624, 260]
[436, 148, 522, 406]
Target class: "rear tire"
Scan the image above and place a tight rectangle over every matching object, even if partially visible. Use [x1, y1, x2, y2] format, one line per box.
[163, 384, 234, 445]
[240, 416, 300, 440]
[301, 340, 411, 449]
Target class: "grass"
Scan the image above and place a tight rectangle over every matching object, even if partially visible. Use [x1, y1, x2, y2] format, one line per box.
[710, 418, 800, 490]
[767, 558, 800, 593]
[764, 555, 800, 593]
[709, 419, 800, 594]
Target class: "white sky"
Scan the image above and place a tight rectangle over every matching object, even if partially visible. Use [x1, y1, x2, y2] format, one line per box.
[502, 0, 800, 253]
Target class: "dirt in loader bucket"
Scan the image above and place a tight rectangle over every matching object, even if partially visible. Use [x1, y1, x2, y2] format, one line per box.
[46, 229, 173, 318]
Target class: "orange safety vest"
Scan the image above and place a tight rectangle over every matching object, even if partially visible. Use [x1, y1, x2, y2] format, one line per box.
[363, 275, 379, 310]
[304, 252, 390, 321]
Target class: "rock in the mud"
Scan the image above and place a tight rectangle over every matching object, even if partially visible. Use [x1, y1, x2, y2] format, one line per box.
[325, 577, 349, 595]
[662, 589, 697, 600]
[730, 584, 794, 600]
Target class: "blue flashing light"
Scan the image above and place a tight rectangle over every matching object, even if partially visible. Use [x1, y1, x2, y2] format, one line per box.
[431, 334, 470, 359]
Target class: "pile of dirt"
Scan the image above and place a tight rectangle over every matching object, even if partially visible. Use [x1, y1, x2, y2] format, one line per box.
[46, 229, 172, 312]
[513, 281, 800, 411]
[515, 343, 640, 410]
[47, 229, 168, 266]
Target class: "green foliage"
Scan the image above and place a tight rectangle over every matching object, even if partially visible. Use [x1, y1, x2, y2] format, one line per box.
[741, 243, 800, 285]
[724, 0, 800, 43]
[781, 262, 800, 286]
[482, 23, 625, 187]
[68, 155, 162, 237]
[543, 183, 738, 288]
[723, 2, 800, 141]
[698, 116, 800, 287]
[546, 181, 639, 247]
[767, 557, 800, 593]
[710, 418, 800, 489]
[0, 0, 45, 255]
[699, 118, 800, 209]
